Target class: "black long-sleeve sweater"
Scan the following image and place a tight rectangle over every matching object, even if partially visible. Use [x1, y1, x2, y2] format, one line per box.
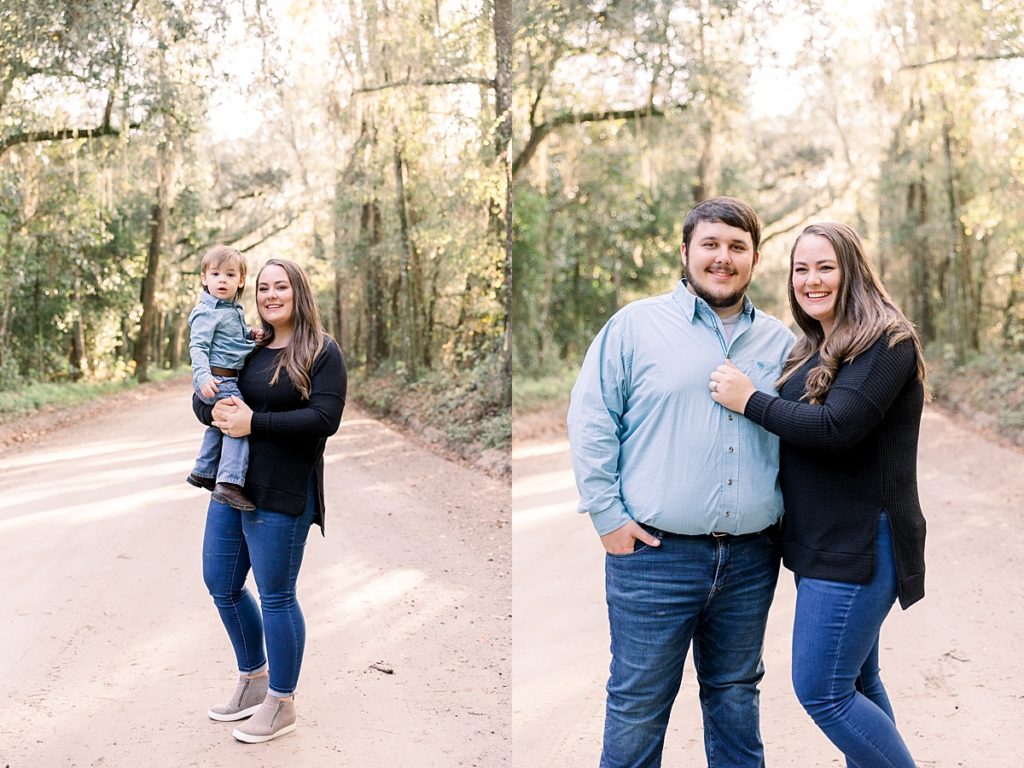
[744, 334, 926, 609]
[193, 336, 347, 531]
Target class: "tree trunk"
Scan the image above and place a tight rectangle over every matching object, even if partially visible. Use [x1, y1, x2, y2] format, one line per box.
[0, 227, 13, 367]
[69, 273, 86, 381]
[907, 179, 934, 343]
[493, 0, 514, 405]
[169, 310, 185, 369]
[332, 189, 347, 349]
[940, 116, 965, 364]
[1003, 250, 1024, 350]
[538, 203, 556, 368]
[393, 138, 418, 379]
[134, 141, 172, 382]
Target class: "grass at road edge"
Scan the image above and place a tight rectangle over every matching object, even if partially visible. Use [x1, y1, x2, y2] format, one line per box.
[0, 368, 189, 422]
[349, 365, 510, 475]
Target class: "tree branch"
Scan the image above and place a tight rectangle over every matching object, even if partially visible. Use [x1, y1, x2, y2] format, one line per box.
[0, 121, 138, 157]
[237, 217, 298, 252]
[215, 190, 261, 213]
[760, 186, 848, 247]
[354, 75, 495, 94]
[512, 104, 684, 179]
[900, 52, 1024, 70]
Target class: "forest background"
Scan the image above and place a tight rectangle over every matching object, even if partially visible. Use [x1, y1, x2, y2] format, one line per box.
[0, 0, 512, 464]
[513, 0, 1024, 447]
[3, 0, 1024, 458]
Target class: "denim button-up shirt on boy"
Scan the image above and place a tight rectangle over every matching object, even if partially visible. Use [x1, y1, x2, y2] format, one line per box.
[188, 291, 255, 391]
[567, 280, 796, 536]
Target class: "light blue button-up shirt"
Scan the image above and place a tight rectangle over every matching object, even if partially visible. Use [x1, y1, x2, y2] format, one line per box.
[188, 291, 256, 391]
[567, 281, 796, 536]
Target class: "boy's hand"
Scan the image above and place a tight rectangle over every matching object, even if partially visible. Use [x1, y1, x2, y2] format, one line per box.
[200, 379, 220, 399]
[251, 327, 265, 341]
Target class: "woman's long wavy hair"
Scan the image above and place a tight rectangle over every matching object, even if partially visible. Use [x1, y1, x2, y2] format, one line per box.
[256, 258, 325, 400]
[778, 223, 927, 404]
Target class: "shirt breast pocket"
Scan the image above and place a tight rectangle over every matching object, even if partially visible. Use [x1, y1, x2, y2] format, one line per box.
[739, 359, 782, 394]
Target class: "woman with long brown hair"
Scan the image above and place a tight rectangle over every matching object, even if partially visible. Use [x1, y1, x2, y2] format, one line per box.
[193, 257, 346, 743]
[709, 223, 926, 767]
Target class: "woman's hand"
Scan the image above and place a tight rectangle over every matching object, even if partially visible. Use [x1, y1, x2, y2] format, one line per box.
[710, 360, 757, 413]
[212, 396, 253, 437]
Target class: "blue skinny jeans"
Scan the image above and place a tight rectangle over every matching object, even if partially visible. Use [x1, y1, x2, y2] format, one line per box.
[791, 513, 916, 768]
[201, 482, 315, 696]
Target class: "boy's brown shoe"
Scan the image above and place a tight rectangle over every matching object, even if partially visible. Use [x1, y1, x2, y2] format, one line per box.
[186, 473, 216, 491]
[212, 482, 256, 512]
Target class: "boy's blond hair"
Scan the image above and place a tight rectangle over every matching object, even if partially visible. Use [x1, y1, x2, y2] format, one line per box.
[201, 245, 247, 279]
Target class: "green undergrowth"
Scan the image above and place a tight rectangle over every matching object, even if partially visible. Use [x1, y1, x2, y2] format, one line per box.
[926, 348, 1024, 443]
[512, 363, 578, 415]
[0, 368, 188, 422]
[351, 364, 510, 456]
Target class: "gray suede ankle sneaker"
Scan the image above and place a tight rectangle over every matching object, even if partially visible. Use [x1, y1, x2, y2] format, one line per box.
[231, 696, 296, 743]
[208, 674, 269, 721]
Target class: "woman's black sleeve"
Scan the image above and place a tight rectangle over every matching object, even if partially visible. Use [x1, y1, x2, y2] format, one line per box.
[192, 393, 214, 426]
[743, 337, 917, 452]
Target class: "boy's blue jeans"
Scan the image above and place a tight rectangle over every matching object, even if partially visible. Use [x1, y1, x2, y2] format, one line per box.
[192, 377, 248, 486]
[791, 513, 916, 768]
[600, 527, 779, 768]
[201, 482, 316, 696]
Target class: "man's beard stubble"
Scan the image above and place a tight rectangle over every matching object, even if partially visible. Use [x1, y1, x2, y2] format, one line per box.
[684, 262, 751, 310]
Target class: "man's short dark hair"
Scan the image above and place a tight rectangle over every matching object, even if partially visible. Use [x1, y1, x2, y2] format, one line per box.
[682, 197, 761, 253]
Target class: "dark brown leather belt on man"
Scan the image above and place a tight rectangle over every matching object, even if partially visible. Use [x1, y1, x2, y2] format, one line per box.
[210, 366, 239, 377]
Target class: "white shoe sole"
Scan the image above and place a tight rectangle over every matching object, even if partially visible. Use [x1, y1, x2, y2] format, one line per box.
[232, 722, 296, 743]
[208, 702, 262, 722]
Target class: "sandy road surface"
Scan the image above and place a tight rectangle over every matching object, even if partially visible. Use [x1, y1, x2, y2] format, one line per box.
[513, 406, 1024, 767]
[0, 383, 510, 767]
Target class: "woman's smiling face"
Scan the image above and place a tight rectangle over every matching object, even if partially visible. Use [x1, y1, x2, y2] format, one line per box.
[256, 263, 294, 330]
[792, 234, 841, 336]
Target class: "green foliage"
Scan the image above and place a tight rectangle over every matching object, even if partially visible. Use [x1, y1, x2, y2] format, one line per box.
[0, 368, 185, 420]
[351, 362, 510, 452]
[512, 363, 578, 415]
[926, 348, 1024, 441]
[513, 0, 1024, 390]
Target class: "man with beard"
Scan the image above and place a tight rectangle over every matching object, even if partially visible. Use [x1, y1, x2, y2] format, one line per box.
[567, 197, 795, 768]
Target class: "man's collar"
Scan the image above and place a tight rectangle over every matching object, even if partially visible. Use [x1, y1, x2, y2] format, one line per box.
[671, 279, 756, 322]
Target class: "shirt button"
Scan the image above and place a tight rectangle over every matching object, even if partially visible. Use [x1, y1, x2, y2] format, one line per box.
[728, 446, 734, 453]
[728, 414, 734, 421]
[727, 479, 733, 486]
[725, 511, 732, 517]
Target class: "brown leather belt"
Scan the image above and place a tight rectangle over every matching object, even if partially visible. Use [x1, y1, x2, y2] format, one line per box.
[641, 523, 765, 543]
[210, 366, 239, 377]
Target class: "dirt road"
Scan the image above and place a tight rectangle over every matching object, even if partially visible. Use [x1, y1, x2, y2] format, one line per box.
[513, 406, 1024, 767]
[0, 383, 510, 767]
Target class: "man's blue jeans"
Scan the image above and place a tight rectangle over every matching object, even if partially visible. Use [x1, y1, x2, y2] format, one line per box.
[201, 485, 315, 696]
[791, 513, 916, 768]
[192, 377, 248, 486]
[601, 528, 779, 768]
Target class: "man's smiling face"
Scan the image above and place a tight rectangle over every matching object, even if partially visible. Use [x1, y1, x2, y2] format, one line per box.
[682, 220, 759, 315]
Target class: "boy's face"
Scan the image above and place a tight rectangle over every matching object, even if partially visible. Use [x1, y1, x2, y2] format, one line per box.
[202, 261, 245, 300]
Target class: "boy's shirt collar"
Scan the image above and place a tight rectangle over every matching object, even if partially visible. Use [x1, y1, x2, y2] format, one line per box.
[198, 291, 241, 308]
